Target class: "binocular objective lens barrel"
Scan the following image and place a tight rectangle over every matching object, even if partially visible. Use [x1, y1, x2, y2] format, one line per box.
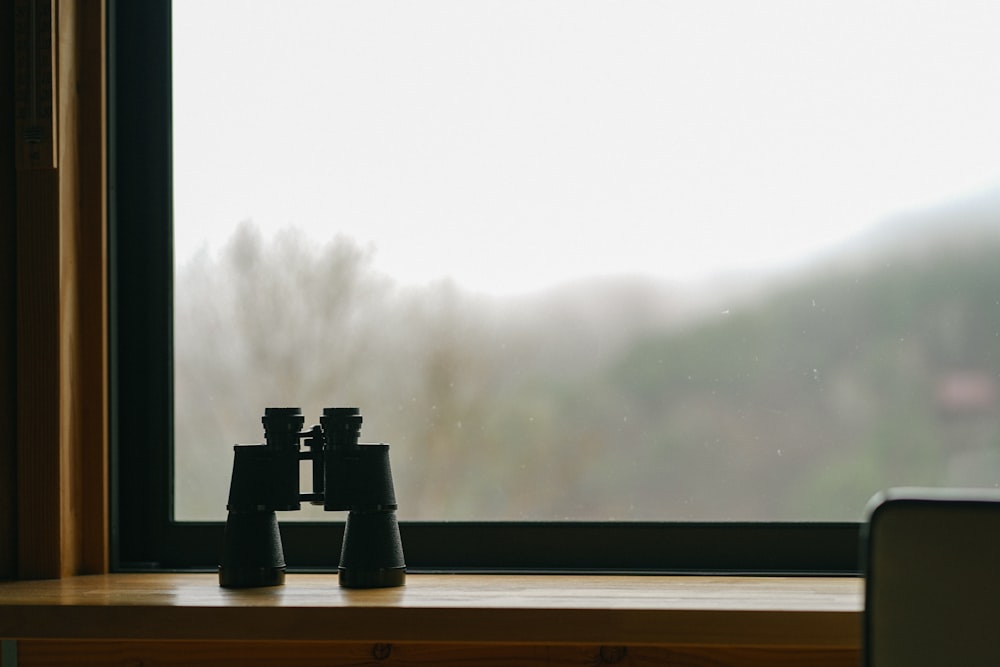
[218, 510, 286, 588]
[339, 508, 406, 588]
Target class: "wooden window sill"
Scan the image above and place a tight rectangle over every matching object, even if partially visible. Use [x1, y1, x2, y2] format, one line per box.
[0, 573, 861, 647]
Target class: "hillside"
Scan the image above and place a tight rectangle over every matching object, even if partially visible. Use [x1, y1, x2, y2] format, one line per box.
[597, 235, 1000, 520]
[173, 194, 1000, 522]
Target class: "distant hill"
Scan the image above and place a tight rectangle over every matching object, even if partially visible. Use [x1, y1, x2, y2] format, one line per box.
[576, 194, 1000, 520]
[829, 185, 1000, 269]
[173, 190, 1000, 523]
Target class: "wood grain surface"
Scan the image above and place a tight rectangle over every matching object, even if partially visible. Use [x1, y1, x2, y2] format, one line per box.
[0, 573, 862, 648]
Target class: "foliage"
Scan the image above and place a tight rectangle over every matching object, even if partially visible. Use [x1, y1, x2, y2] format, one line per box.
[175, 220, 1000, 521]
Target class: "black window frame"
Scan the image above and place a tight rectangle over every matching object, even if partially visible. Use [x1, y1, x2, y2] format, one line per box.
[108, 0, 860, 576]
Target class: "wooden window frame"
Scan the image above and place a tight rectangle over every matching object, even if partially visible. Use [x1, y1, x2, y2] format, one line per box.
[4, 0, 108, 580]
[107, 0, 860, 577]
[1, 0, 860, 580]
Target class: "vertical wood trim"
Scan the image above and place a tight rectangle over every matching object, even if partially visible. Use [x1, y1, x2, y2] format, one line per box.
[15, 0, 108, 579]
[15, 0, 63, 580]
[15, 164, 62, 578]
[1, 0, 19, 581]
[57, 0, 81, 578]
[74, 0, 109, 576]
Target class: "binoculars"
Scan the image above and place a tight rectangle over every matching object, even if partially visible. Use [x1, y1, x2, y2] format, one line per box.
[219, 407, 405, 589]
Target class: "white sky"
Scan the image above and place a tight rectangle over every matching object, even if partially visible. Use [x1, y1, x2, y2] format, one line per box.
[172, 1, 1000, 295]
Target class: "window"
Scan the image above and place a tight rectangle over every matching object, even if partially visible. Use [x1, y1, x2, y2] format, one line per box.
[112, 0, 1000, 573]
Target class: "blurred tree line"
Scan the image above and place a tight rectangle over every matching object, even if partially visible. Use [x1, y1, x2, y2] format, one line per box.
[175, 216, 1000, 522]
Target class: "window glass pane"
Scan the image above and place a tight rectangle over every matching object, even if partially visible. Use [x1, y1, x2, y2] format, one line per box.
[173, 0, 1000, 522]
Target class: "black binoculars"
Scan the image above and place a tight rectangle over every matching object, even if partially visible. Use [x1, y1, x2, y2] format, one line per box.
[219, 407, 405, 589]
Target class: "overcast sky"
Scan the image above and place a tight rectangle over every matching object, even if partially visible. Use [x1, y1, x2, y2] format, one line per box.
[172, 1, 1000, 295]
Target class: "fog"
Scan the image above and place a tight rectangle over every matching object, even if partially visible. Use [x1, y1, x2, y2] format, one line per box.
[171, 1, 1000, 520]
[175, 191, 1000, 521]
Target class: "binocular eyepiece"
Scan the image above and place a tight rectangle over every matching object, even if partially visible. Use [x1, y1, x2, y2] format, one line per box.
[219, 407, 405, 589]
